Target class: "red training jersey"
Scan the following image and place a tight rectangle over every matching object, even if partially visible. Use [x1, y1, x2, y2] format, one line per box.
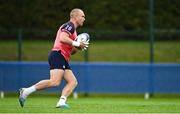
[52, 21, 77, 61]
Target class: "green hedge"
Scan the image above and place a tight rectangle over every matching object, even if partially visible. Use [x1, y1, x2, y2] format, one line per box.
[0, 0, 180, 30]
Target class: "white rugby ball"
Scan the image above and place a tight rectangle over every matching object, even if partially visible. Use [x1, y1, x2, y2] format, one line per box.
[76, 33, 90, 42]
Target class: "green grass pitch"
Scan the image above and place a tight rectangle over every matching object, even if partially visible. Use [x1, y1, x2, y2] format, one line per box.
[0, 94, 180, 113]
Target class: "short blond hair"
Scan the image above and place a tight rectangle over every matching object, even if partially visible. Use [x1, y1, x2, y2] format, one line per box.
[70, 8, 83, 18]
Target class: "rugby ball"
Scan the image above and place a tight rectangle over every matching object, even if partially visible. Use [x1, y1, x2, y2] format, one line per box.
[76, 33, 90, 42]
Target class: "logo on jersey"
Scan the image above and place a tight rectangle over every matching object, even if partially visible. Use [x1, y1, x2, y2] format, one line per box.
[65, 25, 72, 31]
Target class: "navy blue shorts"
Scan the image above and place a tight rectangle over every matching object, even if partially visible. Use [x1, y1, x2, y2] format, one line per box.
[48, 51, 71, 70]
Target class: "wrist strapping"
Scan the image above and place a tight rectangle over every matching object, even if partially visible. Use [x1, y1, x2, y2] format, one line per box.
[72, 41, 80, 47]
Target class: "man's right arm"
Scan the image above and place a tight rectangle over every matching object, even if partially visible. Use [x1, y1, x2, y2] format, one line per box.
[59, 32, 74, 45]
[59, 32, 87, 49]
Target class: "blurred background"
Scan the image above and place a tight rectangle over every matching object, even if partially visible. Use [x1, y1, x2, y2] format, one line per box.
[0, 0, 180, 62]
[0, 0, 180, 97]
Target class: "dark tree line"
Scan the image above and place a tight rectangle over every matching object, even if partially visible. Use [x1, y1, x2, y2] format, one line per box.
[0, 0, 180, 40]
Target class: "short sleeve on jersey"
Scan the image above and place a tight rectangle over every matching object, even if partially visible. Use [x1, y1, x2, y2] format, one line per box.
[61, 22, 75, 35]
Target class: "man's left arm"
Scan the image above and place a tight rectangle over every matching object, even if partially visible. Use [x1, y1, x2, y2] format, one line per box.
[71, 47, 78, 55]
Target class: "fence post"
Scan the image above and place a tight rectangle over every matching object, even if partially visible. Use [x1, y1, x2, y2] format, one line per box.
[0, 71, 4, 98]
[146, 0, 155, 99]
[149, 0, 154, 64]
[83, 49, 89, 96]
[18, 29, 22, 61]
[84, 49, 89, 62]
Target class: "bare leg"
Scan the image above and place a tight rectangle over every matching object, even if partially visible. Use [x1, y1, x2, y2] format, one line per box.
[22, 69, 64, 98]
[35, 69, 64, 90]
[56, 69, 77, 107]
[19, 69, 65, 107]
[61, 69, 78, 97]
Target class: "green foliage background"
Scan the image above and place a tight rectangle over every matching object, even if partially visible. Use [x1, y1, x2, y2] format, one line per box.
[0, 0, 180, 30]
